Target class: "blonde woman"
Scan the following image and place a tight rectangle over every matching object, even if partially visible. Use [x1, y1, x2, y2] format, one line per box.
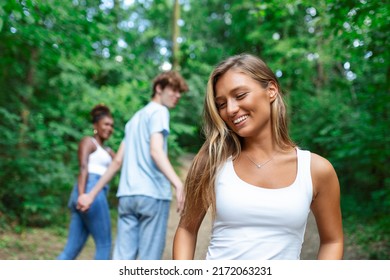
[173, 54, 343, 260]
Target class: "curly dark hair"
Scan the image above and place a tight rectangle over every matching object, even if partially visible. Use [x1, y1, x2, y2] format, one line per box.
[90, 104, 111, 124]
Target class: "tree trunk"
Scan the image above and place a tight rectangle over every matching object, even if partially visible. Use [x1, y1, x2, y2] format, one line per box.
[172, 0, 180, 70]
[18, 47, 38, 152]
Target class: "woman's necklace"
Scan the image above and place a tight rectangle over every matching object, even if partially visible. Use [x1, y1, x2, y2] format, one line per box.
[245, 153, 275, 169]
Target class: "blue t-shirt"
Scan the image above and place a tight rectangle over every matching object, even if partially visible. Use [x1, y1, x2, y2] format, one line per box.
[117, 101, 172, 200]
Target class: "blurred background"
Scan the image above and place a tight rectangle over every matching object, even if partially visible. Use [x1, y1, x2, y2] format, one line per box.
[0, 0, 388, 259]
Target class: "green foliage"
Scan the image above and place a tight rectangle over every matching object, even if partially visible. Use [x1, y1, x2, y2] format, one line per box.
[342, 193, 390, 259]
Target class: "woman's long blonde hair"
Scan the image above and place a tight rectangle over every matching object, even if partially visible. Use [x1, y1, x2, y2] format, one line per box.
[182, 54, 295, 221]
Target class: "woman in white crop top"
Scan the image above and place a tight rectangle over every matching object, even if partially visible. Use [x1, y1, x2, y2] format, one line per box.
[57, 104, 115, 260]
[173, 54, 344, 260]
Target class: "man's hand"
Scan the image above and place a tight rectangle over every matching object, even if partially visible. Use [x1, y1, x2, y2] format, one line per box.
[175, 183, 185, 214]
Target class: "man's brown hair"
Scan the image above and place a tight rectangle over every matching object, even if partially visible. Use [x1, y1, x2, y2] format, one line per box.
[152, 71, 189, 97]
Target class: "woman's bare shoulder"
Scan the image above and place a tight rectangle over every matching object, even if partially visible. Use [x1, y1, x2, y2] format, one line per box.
[310, 152, 339, 195]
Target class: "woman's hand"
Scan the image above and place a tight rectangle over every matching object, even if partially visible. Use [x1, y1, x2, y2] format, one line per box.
[77, 193, 93, 212]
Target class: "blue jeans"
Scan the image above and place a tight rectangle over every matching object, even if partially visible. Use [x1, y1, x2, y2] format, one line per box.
[57, 173, 112, 260]
[113, 195, 170, 260]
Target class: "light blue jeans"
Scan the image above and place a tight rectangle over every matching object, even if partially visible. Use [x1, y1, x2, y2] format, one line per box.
[113, 195, 170, 260]
[57, 173, 112, 260]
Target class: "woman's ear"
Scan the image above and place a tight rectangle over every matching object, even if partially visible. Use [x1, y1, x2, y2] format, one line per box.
[268, 81, 278, 102]
[93, 123, 98, 134]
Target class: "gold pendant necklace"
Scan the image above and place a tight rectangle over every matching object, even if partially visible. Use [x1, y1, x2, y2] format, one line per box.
[245, 153, 275, 169]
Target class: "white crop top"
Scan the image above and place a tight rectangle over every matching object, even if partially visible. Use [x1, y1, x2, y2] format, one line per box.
[88, 137, 112, 176]
[206, 148, 313, 260]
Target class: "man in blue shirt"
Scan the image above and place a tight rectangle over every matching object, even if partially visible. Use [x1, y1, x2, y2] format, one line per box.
[77, 71, 188, 259]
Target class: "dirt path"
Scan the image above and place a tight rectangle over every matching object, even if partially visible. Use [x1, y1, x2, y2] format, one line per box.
[163, 154, 320, 260]
[163, 153, 211, 260]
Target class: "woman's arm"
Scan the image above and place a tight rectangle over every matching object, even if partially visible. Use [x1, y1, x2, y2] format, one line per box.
[173, 209, 206, 260]
[310, 153, 344, 259]
[77, 141, 125, 211]
[76, 137, 95, 196]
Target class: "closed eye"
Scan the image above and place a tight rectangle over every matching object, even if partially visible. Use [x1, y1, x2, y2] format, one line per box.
[236, 92, 247, 99]
[216, 102, 226, 109]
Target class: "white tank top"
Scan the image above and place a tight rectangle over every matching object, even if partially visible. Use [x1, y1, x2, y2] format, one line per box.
[206, 148, 313, 260]
[87, 137, 112, 175]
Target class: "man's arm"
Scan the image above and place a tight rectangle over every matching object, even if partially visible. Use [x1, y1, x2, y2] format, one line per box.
[150, 132, 184, 213]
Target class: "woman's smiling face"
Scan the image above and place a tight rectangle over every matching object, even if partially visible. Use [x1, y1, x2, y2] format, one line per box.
[214, 69, 277, 138]
[94, 116, 114, 141]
